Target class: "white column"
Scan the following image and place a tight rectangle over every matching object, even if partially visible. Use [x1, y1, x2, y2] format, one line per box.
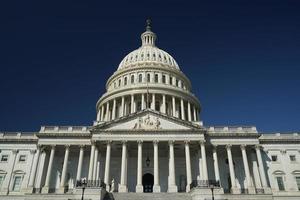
[256, 145, 271, 193]
[193, 106, 197, 121]
[153, 141, 160, 192]
[200, 142, 208, 181]
[88, 143, 95, 181]
[97, 109, 101, 121]
[27, 147, 40, 190]
[185, 141, 192, 192]
[59, 145, 70, 192]
[131, 94, 134, 114]
[172, 96, 176, 117]
[187, 102, 192, 121]
[212, 146, 220, 183]
[141, 93, 145, 110]
[112, 99, 116, 120]
[162, 94, 166, 114]
[104, 141, 111, 191]
[168, 141, 177, 192]
[42, 145, 55, 192]
[93, 147, 99, 180]
[101, 105, 105, 121]
[151, 93, 155, 110]
[226, 145, 240, 194]
[136, 141, 143, 193]
[180, 99, 185, 120]
[121, 96, 125, 117]
[119, 141, 128, 192]
[35, 149, 46, 190]
[241, 145, 255, 194]
[105, 102, 110, 121]
[76, 146, 84, 181]
[6, 150, 18, 195]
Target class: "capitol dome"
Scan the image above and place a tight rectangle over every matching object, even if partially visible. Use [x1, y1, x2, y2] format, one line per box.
[96, 20, 201, 123]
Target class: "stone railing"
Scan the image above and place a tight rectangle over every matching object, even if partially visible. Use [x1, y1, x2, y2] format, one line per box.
[190, 180, 220, 189]
[40, 126, 91, 134]
[76, 180, 106, 188]
[207, 126, 258, 134]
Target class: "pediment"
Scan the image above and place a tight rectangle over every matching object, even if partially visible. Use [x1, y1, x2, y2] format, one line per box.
[94, 110, 202, 131]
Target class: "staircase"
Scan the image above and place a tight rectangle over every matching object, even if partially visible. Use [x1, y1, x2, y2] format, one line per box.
[103, 192, 192, 200]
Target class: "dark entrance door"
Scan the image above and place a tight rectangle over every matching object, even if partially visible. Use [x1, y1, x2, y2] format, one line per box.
[142, 173, 154, 193]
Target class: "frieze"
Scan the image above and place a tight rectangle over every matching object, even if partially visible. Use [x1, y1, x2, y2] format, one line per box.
[133, 115, 161, 130]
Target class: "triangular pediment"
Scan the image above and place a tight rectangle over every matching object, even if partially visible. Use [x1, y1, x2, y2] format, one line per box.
[93, 109, 202, 131]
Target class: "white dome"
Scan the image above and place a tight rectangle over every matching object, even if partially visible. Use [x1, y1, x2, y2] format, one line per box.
[117, 45, 180, 70]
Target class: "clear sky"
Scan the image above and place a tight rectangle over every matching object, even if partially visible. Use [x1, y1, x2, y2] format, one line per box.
[0, 0, 299, 132]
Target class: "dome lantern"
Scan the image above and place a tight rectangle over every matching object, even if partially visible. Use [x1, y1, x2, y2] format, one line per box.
[141, 19, 156, 47]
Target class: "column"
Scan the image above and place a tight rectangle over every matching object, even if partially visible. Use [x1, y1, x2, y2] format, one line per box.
[97, 109, 101, 121]
[226, 145, 240, 194]
[105, 102, 110, 121]
[93, 147, 99, 181]
[168, 141, 177, 192]
[185, 141, 192, 192]
[131, 94, 134, 114]
[187, 102, 192, 121]
[193, 106, 197, 121]
[42, 145, 55, 193]
[172, 96, 176, 117]
[180, 99, 185, 120]
[76, 146, 84, 181]
[101, 105, 105, 121]
[119, 141, 128, 192]
[212, 146, 220, 183]
[151, 93, 155, 110]
[112, 99, 116, 120]
[6, 150, 18, 195]
[59, 145, 70, 193]
[104, 141, 111, 191]
[27, 147, 40, 191]
[241, 145, 255, 194]
[121, 96, 125, 117]
[88, 143, 95, 181]
[35, 148, 46, 190]
[141, 94, 145, 110]
[255, 145, 271, 193]
[136, 141, 143, 193]
[153, 141, 161, 192]
[162, 94, 166, 114]
[200, 142, 208, 181]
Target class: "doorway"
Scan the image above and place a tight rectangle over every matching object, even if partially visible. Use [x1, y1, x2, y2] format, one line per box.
[142, 173, 154, 193]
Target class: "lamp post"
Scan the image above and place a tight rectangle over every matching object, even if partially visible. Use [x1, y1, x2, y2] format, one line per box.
[80, 177, 87, 200]
[209, 184, 214, 200]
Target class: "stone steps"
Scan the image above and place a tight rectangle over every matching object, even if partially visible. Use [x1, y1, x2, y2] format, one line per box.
[105, 192, 192, 200]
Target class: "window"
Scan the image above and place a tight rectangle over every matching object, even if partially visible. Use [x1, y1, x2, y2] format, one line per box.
[271, 155, 278, 162]
[169, 76, 172, 85]
[118, 79, 121, 87]
[147, 74, 151, 82]
[0, 155, 8, 162]
[176, 79, 179, 87]
[12, 176, 22, 191]
[19, 155, 26, 162]
[131, 75, 135, 84]
[124, 77, 128, 85]
[0, 175, 5, 189]
[296, 177, 300, 191]
[276, 176, 285, 191]
[138, 74, 143, 83]
[154, 74, 158, 83]
[290, 155, 296, 162]
[162, 75, 166, 84]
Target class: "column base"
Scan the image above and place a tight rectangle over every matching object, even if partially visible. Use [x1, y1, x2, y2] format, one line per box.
[41, 186, 50, 193]
[153, 185, 161, 193]
[247, 187, 256, 194]
[136, 185, 143, 193]
[118, 184, 128, 193]
[263, 187, 272, 194]
[57, 187, 65, 194]
[231, 187, 240, 194]
[167, 185, 178, 193]
[186, 184, 190, 192]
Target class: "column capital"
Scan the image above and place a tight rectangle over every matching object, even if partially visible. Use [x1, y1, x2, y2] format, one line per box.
[137, 140, 143, 144]
[79, 145, 85, 149]
[153, 140, 159, 145]
[65, 145, 70, 149]
[12, 149, 19, 154]
[168, 140, 175, 145]
[121, 140, 127, 145]
[240, 144, 247, 150]
[30, 149, 37, 154]
[226, 144, 232, 150]
[255, 144, 262, 150]
[184, 140, 190, 145]
[212, 145, 218, 151]
[50, 145, 56, 149]
[105, 140, 112, 145]
[199, 141, 206, 145]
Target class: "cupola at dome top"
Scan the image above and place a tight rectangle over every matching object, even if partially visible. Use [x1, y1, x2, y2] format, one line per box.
[141, 19, 157, 46]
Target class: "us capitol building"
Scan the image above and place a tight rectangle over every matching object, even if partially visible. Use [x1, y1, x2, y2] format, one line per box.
[0, 20, 300, 200]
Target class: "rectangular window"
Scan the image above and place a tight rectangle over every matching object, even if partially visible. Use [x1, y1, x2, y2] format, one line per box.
[19, 155, 26, 162]
[0, 155, 8, 162]
[162, 75, 166, 84]
[276, 176, 285, 191]
[271, 155, 278, 162]
[290, 155, 296, 162]
[0, 176, 5, 188]
[296, 177, 300, 191]
[12, 176, 22, 191]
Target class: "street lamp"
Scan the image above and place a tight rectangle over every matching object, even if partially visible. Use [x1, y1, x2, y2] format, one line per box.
[80, 177, 87, 200]
[209, 184, 214, 200]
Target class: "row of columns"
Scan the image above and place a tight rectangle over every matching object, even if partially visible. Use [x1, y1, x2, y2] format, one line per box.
[97, 93, 199, 122]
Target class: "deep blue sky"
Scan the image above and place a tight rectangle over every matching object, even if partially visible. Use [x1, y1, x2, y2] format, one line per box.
[0, 1, 299, 132]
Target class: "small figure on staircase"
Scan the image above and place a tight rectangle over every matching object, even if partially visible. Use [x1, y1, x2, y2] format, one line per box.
[110, 178, 115, 192]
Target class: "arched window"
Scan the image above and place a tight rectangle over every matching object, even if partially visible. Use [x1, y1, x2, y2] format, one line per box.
[118, 79, 121, 87]
[131, 75, 135, 84]
[139, 74, 143, 83]
[176, 79, 179, 87]
[124, 77, 128, 85]
[162, 75, 166, 84]
[147, 74, 151, 82]
[155, 74, 158, 83]
[169, 76, 172, 85]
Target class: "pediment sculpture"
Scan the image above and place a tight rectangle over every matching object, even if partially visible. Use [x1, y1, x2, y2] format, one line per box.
[133, 115, 161, 130]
